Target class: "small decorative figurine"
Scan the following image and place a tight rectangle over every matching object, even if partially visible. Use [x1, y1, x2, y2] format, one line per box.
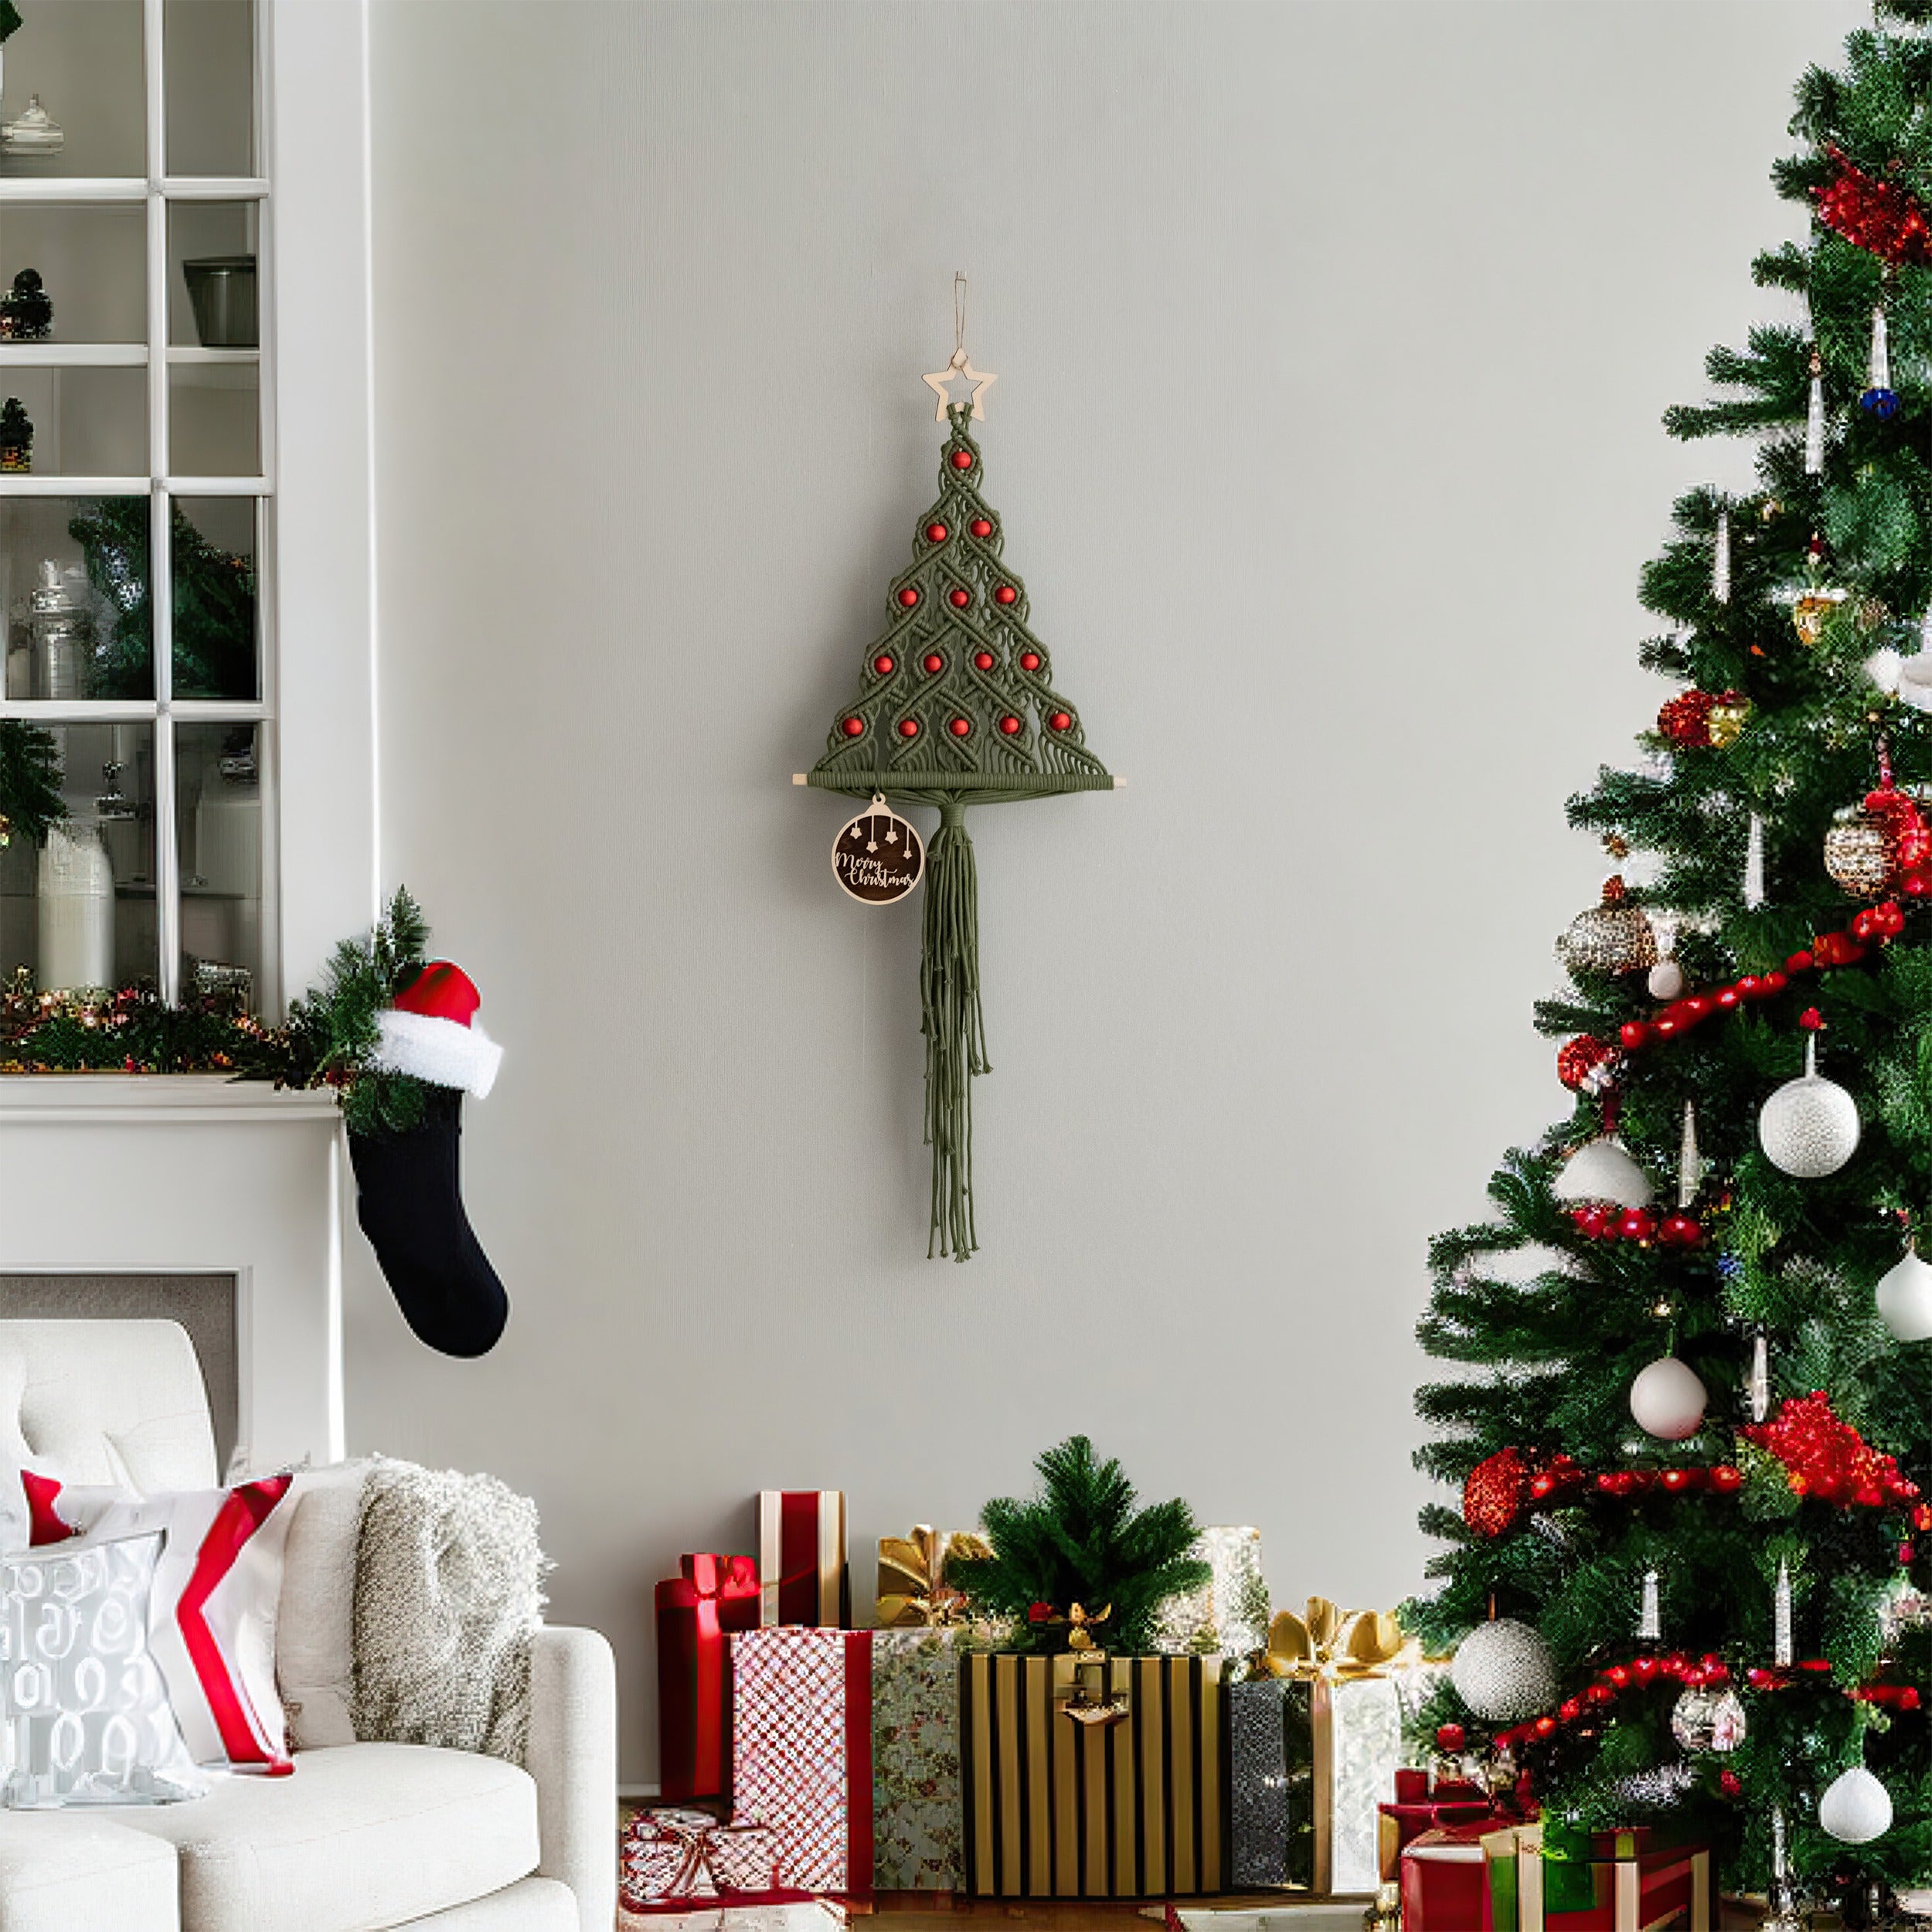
[0, 398, 32, 474]
[0, 270, 50, 342]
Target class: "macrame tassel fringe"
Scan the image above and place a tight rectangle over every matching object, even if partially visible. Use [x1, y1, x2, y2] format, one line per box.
[1712, 511, 1730, 605]
[1806, 346, 1826, 474]
[1744, 811, 1766, 910]
[921, 802, 988, 1261]
[1869, 304, 1892, 393]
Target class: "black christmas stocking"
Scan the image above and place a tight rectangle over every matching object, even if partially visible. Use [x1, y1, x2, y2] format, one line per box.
[348, 1085, 508, 1357]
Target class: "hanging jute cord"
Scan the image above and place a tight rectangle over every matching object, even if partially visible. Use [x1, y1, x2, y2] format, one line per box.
[921, 799, 986, 1260]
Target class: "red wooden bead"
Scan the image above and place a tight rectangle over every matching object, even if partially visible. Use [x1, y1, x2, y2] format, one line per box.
[1787, 950, 1815, 972]
[1715, 987, 1739, 1009]
[949, 717, 971, 737]
[1558, 1699, 1583, 1722]
[949, 588, 971, 607]
[897, 587, 920, 608]
[898, 719, 920, 738]
[951, 450, 973, 469]
[1534, 1716, 1558, 1737]
[1586, 1683, 1615, 1706]
[1621, 1021, 1651, 1048]
[1617, 1208, 1655, 1242]
[1019, 651, 1041, 672]
[1048, 711, 1072, 732]
[873, 654, 895, 675]
[926, 522, 947, 543]
[970, 518, 993, 538]
[995, 585, 1018, 605]
[1606, 1665, 1631, 1687]
[923, 653, 944, 674]
[841, 717, 865, 737]
[998, 716, 1021, 735]
[974, 651, 995, 670]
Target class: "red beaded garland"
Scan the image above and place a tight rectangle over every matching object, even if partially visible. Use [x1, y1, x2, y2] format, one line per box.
[841, 717, 865, 738]
[970, 518, 993, 538]
[923, 653, 944, 675]
[949, 717, 971, 737]
[873, 654, 895, 675]
[974, 651, 995, 670]
[897, 587, 919, 608]
[949, 588, 971, 608]
[998, 716, 1022, 735]
[1019, 651, 1041, 672]
[898, 719, 920, 738]
[1048, 711, 1072, 732]
[926, 522, 947, 543]
[951, 450, 973, 470]
[995, 585, 1018, 605]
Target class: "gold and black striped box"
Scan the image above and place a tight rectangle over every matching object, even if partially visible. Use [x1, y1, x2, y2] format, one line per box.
[958, 1653, 1228, 1898]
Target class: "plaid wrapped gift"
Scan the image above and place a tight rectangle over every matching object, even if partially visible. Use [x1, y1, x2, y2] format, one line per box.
[620, 1808, 805, 1914]
[730, 1627, 874, 1896]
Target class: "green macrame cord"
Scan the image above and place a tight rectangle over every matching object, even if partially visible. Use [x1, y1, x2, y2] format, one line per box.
[807, 403, 1112, 1260]
[921, 800, 986, 1259]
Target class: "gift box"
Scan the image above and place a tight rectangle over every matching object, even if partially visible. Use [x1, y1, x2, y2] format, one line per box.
[875, 1526, 989, 1628]
[1491, 1823, 1713, 1932]
[759, 1491, 848, 1628]
[621, 1907, 846, 1932]
[958, 1651, 1227, 1898]
[1151, 1526, 1270, 1658]
[730, 1626, 874, 1896]
[871, 1624, 995, 1890]
[1400, 1821, 1509, 1932]
[1228, 1599, 1420, 1896]
[1377, 1766, 1504, 1880]
[658, 1555, 761, 1801]
[620, 1806, 808, 1915]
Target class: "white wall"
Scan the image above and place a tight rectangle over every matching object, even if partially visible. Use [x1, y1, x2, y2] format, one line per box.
[362, 0, 1869, 1783]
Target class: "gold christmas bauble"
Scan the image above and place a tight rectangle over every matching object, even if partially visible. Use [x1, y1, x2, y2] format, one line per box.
[1706, 698, 1750, 748]
[1792, 588, 1846, 646]
[1556, 881, 1657, 975]
[1824, 808, 1900, 897]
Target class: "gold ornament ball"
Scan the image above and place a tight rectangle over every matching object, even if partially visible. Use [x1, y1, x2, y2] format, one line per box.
[1792, 591, 1842, 647]
[1706, 699, 1750, 748]
[1824, 808, 1899, 897]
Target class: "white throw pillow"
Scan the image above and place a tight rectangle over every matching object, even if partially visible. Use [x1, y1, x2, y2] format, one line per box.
[0, 1531, 207, 1808]
[274, 1461, 372, 1750]
[70, 1479, 298, 1772]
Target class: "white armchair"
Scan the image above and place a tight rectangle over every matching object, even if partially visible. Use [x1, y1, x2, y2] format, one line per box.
[0, 1319, 616, 1932]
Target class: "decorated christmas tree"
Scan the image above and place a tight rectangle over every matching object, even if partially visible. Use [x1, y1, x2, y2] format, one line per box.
[807, 364, 1113, 1260]
[1407, 7, 1932, 1921]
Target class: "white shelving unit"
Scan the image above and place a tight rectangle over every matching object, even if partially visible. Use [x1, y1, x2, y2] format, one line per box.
[0, 0, 275, 1011]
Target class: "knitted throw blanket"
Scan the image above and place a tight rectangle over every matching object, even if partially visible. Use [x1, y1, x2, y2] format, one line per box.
[349, 1459, 546, 1762]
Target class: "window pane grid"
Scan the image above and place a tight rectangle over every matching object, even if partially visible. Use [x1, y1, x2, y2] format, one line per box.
[0, 0, 270, 1014]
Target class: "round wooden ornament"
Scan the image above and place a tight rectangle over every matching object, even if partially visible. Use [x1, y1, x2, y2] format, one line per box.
[832, 794, 924, 905]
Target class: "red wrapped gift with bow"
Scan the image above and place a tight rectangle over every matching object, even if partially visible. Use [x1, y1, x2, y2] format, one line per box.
[620, 1806, 811, 1913]
[656, 1554, 760, 1801]
[1378, 1765, 1510, 1879]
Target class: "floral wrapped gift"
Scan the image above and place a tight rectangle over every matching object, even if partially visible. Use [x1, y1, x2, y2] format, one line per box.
[1151, 1526, 1269, 1657]
[1228, 1597, 1421, 1896]
[870, 1624, 995, 1891]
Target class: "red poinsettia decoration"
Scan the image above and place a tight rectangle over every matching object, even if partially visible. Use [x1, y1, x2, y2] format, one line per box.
[1815, 146, 1932, 265]
[1742, 1392, 1920, 1506]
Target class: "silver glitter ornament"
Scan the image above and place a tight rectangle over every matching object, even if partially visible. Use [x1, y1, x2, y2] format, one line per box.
[1450, 1617, 1558, 1724]
[1825, 806, 1900, 897]
[1759, 1035, 1860, 1179]
[1669, 1684, 1746, 1753]
[1556, 880, 1658, 976]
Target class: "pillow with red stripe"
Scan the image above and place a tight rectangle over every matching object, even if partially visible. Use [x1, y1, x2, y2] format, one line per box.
[66, 1478, 298, 1774]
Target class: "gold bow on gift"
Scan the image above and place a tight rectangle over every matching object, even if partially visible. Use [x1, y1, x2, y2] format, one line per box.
[1256, 1597, 1413, 1681]
[876, 1526, 992, 1627]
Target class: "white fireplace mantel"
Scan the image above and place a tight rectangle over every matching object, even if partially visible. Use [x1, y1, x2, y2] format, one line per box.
[0, 1079, 348, 1473]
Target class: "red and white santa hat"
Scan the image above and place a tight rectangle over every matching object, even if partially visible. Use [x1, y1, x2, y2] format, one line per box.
[370, 961, 503, 1099]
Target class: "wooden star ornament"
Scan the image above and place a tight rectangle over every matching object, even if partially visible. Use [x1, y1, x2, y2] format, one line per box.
[921, 346, 997, 422]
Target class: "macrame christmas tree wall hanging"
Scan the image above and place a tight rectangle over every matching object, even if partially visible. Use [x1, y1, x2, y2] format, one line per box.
[799, 314, 1117, 1260]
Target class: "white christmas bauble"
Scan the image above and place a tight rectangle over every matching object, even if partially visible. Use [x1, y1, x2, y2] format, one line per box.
[1551, 1137, 1655, 1209]
[1899, 651, 1932, 714]
[1449, 1617, 1559, 1723]
[1819, 1764, 1893, 1844]
[1629, 1355, 1707, 1441]
[1759, 1070, 1860, 1179]
[1669, 1684, 1746, 1754]
[1646, 960, 1686, 1002]
[1876, 1246, 1932, 1343]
